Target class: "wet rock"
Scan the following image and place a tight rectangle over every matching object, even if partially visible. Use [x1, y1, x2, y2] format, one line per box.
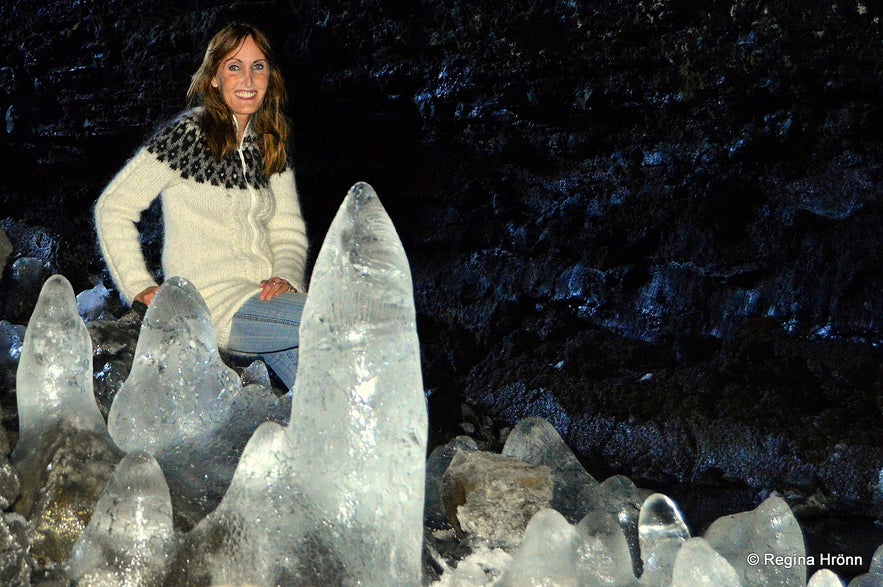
[0, 458, 21, 511]
[425, 435, 479, 530]
[0, 321, 24, 428]
[86, 309, 142, 419]
[4, 259, 50, 327]
[0, 513, 32, 587]
[441, 450, 553, 548]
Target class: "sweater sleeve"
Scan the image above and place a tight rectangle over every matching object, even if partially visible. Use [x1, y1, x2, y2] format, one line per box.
[267, 168, 309, 292]
[94, 148, 181, 303]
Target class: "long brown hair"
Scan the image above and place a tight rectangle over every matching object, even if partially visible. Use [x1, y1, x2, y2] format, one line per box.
[187, 23, 289, 175]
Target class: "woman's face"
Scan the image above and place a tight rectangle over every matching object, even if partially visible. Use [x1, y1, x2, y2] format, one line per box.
[212, 35, 269, 130]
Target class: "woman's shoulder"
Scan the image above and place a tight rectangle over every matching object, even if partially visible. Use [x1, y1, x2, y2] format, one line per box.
[144, 108, 205, 155]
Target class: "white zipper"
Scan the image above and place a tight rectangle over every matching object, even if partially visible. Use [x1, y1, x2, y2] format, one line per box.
[235, 121, 272, 278]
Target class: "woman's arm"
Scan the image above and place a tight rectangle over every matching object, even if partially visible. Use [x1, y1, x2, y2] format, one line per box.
[94, 148, 180, 303]
[266, 168, 309, 291]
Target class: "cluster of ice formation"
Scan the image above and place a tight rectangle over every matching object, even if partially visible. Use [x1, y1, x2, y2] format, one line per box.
[429, 418, 881, 586]
[107, 274, 288, 526]
[12, 183, 426, 585]
[7, 182, 881, 585]
[167, 181, 427, 585]
[10, 274, 122, 561]
[434, 496, 883, 586]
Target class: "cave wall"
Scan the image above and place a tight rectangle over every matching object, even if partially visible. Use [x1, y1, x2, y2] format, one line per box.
[1, 0, 882, 508]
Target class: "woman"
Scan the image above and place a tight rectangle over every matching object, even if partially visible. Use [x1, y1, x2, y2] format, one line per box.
[95, 23, 308, 390]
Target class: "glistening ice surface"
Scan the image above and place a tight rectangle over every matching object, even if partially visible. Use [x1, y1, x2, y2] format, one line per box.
[12, 275, 107, 461]
[11, 275, 117, 522]
[106, 276, 285, 525]
[68, 451, 174, 586]
[168, 181, 428, 585]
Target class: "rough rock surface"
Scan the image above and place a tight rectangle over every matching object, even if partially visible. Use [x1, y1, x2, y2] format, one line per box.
[441, 450, 553, 548]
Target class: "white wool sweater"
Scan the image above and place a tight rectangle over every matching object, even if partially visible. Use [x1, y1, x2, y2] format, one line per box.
[95, 109, 308, 347]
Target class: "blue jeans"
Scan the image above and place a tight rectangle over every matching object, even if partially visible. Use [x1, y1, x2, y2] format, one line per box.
[227, 291, 306, 390]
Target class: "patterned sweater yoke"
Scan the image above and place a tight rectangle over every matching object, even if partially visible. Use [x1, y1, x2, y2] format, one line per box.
[146, 109, 273, 190]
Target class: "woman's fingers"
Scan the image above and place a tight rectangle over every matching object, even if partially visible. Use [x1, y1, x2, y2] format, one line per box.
[259, 280, 278, 301]
[259, 277, 295, 301]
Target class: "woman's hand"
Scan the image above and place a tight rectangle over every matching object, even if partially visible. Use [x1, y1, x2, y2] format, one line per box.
[134, 286, 160, 306]
[260, 277, 297, 301]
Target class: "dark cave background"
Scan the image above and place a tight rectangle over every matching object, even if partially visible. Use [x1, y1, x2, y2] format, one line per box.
[0, 0, 881, 578]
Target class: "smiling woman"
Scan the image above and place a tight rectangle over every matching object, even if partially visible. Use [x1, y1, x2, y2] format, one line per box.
[211, 36, 270, 141]
[94, 23, 309, 391]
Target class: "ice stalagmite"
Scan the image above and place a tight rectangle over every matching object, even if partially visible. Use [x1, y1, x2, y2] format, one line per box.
[173, 182, 427, 586]
[501, 417, 599, 522]
[472, 508, 636, 586]
[68, 451, 174, 586]
[574, 510, 636, 585]
[287, 181, 427, 581]
[12, 275, 107, 463]
[107, 276, 241, 455]
[107, 276, 281, 526]
[807, 568, 845, 587]
[11, 275, 121, 561]
[638, 493, 691, 586]
[703, 496, 806, 587]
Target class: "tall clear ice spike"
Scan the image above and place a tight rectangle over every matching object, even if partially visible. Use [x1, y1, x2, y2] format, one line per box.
[703, 496, 806, 587]
[12, 275, 106, 461]
[11, 275, 112, 515]
[68, 451, 174, 586]
[172, 182, 428, 586]
[637, 493, 690, 586]
[286, 181, 427, 583]
[107, 276, 279, 526]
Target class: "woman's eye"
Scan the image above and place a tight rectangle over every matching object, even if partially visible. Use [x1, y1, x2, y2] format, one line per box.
[253, 62, 266, 71]
[227, 63, 240, 72]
